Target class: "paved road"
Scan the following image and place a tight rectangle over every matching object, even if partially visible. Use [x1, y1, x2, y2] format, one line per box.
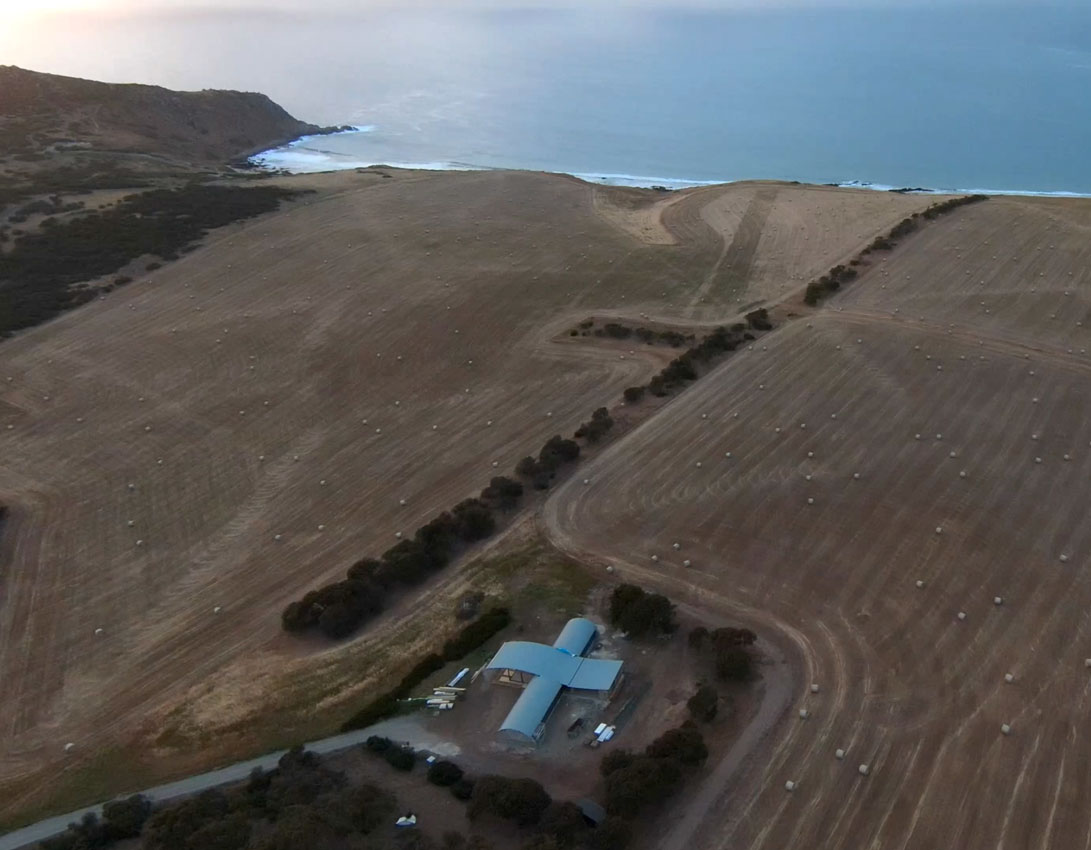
[0, 728, 379, 850]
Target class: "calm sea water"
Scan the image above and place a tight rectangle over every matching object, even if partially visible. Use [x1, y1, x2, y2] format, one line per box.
[7, 4, 1091, 193]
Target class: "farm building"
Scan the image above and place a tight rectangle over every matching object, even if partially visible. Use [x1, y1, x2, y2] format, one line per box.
[484, 617, 623, 744]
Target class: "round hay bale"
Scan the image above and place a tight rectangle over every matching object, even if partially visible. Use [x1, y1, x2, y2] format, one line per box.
[94, 628, 104, 636]
[853, 473, 860, 480]
[1060, 554, 1069, 563]
[807, 497, 815, 505]
[935, 527, 943, 534]
[136, 539, 144, 546]
[785, 781, 796, 792]
[683, 559, 691, 567]
[724, 452, 732, 458]
[994, 596, 1003, 605]
[810, 683, 819, 694]
[606, 565, 614, 573]
[274, 534, 282, 542]
[651, 555, 659, 562]
[1001, 723, 1012, 736]
[1004, 673, 1014, 683]
[858, 764, 870, 776]
[835, 748, 845, 760]
[672, 542, 681, 551]
[583, 478, 590, 485]
[957, 611, 966, 621]
[65, 743, 75, 753]
[214, 606, 223, 614]
[915, 579, 925, 589]
[395, 531, 403, 539]
[399, 498, 407, 506]
[799, 709, 810, 720]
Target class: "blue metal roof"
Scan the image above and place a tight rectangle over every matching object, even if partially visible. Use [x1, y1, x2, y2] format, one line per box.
[552, 617, 598, 656]
[488, 619, 623, 744]
[486, 640, 622, 691]
[498, 677, 563, 742]
[487, 641, 583, 682]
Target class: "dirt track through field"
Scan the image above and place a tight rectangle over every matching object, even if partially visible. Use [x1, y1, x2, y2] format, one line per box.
[543, 190, 1091, 849]
[0, 170, 942, 824]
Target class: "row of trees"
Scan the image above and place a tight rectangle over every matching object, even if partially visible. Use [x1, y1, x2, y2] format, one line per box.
[803, 262, 859, 305]
[622, 314, 770, 404]
[364, 740, 632, 850]
[516, 436, 582, 490]
[574, 408, 614, 444]
[282, 477, 523, 639]
[805, 193, 989, 307]
[569, 319, 692, 350]
[40, 745, 396, 850]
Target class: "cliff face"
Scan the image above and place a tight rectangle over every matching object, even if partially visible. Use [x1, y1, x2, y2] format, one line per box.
[0, 65, 319, 165]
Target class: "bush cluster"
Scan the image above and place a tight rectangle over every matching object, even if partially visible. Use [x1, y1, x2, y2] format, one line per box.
[804, 263, 858, 305]
[516, 435, 581, 490]
[574, 407, 614, 443]
[805, 193, 989, 307]
[608, 584, 676, 638]
[284, 478, 522, 639]
[0, 184, 302, 336]
[639, 322, 753, 399]
[599, 723, 708, 819]
[40, 795, 152, 850]
[577, 320, 691, 349]
[341, 607, 511, 731]
[686, 684, 719, 722]
[689, 625, 757, 682]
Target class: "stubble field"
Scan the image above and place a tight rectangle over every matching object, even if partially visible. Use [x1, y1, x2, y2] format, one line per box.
[545, 196, 1091, 849]
[0, 170, 926, 823]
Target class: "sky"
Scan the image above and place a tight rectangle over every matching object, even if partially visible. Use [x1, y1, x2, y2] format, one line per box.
[4, 0, 1070, 15]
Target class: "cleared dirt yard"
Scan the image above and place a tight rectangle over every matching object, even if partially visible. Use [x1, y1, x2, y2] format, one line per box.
[546, 305, 1091, 848]
[0, 171, 926, 823]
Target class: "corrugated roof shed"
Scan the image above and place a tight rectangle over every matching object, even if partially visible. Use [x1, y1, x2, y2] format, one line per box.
[499, 677, 563, 742]
[552, 617, 598, 656]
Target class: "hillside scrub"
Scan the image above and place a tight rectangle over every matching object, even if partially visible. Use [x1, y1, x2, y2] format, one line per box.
[0, 183, 302, 336]
[805, 193, 988, 306]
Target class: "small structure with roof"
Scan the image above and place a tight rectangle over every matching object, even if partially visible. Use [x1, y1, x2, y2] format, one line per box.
[484, 617, 623, 745]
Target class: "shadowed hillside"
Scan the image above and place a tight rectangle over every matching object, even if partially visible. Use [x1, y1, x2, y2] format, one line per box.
[0, 65, 324, 165]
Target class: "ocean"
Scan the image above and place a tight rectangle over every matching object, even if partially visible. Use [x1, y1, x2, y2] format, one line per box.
[6, 4, 1091, 193]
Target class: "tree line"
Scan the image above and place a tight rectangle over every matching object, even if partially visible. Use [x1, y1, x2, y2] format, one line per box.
[286, 402, 617, 642]
[622, 310, 770, 403]
[804, 193, 989, 306]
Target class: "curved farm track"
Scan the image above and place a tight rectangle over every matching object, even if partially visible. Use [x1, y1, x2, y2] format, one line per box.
[545, 194, 1091, 849]
[0, 167, 971, 826]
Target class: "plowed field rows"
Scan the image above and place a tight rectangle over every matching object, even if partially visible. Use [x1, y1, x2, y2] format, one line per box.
[0, 170, 926, 821]
[546, 194, 1091, 848]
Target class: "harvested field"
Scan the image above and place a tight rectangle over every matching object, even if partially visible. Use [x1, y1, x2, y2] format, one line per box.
[0, 169, 926, 823]
[831, 195, 1091, 357]
[657, 181, 932, 319]
[546, 307, 1091, 849]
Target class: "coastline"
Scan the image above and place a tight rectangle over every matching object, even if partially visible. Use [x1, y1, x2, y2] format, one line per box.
[248, 129, 1091, 199]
